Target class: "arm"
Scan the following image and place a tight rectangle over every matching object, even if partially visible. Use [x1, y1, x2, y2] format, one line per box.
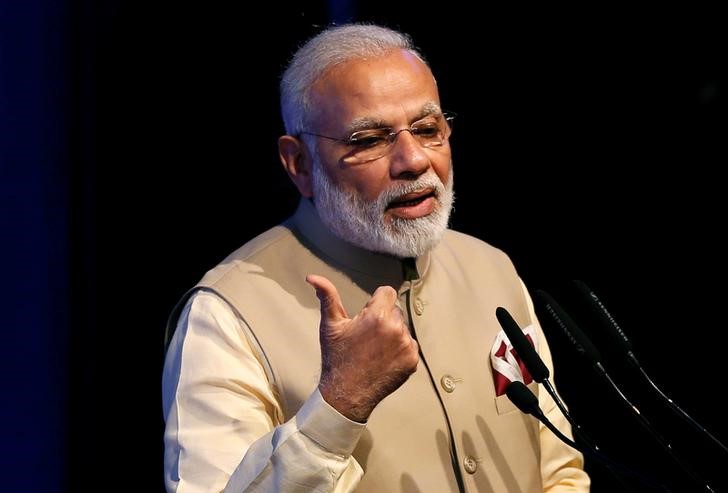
[162, 290, 365, 493]
[519, 280, 591, 492]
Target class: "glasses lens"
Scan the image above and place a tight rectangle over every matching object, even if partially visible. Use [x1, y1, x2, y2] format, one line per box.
[343, 113, 454, 164]
[411, 118, 446, 147]
[346, 129, 391, 163]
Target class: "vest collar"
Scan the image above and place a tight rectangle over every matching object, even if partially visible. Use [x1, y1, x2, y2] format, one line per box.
[290, 198, 431, 283]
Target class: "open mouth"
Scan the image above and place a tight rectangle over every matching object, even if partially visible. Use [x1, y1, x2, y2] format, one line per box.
[387, 189, 436, 210]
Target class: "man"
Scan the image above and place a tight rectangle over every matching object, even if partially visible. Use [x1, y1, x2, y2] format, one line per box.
[162, 23, 590, 492]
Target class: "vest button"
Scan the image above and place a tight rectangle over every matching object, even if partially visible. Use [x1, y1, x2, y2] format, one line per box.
[440, 374, 456, 393]
[414, 297, 425, 315]
[463, 455, 478, 474]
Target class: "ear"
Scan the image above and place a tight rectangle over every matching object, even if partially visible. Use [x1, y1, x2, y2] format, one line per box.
[278, 135, 313, 198]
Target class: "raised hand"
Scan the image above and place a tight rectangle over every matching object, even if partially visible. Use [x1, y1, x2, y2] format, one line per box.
[306, 274, 420, 422]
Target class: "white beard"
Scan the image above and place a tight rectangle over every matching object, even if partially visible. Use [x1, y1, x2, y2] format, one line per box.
[312, 159, 455, 258]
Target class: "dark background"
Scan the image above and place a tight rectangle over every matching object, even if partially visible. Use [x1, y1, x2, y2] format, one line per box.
[2, 2, 725, 492]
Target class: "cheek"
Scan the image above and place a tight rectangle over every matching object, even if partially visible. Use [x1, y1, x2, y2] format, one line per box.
[337, 165, 393, 202]
[315, 149, 376, 198]
[431, 152, 452, 186]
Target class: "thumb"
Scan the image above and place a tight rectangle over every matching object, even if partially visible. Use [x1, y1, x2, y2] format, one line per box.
[306, 274, 349, 323]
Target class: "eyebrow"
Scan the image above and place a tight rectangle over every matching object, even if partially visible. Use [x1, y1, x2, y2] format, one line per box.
[344, 102, 443, 134]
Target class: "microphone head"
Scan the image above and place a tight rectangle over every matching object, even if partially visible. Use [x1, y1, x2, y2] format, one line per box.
[535, 290, 603, 366]
[506, 381, 542, 417]
[573, 280, 633, 353]
[495, 307, 550, 382]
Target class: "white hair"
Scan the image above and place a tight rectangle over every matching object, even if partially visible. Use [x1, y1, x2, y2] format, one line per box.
[280, 23, 428, 136]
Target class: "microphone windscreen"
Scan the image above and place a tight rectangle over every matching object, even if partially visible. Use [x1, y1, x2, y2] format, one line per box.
[506, 381, 541, 417]
[495, 307, 550, 382]
[573, 280, 633, 353]
[535, 290, 603, 366]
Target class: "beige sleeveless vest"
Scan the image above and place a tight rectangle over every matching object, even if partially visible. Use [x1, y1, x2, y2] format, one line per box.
[176, 199, 545, 492]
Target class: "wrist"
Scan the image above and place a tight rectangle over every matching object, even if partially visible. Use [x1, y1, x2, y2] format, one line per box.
[318, 382, 373, 423]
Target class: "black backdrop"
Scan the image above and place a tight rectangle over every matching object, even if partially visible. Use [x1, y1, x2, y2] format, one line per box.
[5, 2, 724, 492]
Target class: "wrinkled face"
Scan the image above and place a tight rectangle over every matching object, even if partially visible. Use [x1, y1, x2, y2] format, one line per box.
[304, 49, 454, 257]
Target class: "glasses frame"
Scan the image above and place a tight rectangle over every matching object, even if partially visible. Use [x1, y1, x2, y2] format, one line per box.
[297, 112, 456, 163]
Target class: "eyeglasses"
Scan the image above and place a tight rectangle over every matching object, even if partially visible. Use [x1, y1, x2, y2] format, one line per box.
[298, 112, 455, 164]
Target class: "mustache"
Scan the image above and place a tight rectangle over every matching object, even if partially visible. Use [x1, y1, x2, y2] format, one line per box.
[378, 173, 446, 208]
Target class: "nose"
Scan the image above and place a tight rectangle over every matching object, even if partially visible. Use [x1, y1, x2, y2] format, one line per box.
[388, 129, 430, 178]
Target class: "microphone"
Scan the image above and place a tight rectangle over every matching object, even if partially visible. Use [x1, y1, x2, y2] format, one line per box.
[506, 381, 578, 448]
[496, 307, 598, 445]
[496, 306, 669, 492]
[573, 280, 728, 456]
[495, 307, 549, 381]
[535, 289, 716, 493]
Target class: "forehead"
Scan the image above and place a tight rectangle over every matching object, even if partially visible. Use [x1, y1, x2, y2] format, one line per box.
[308, 49, 441, 131]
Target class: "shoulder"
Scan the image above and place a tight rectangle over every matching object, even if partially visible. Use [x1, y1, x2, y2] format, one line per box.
[430, 229, 522, 287]
[183, 289, 238, 322]
[439, 229, 513, 265]
[223, 223, 299, 264]
[198, 223, 302, 286]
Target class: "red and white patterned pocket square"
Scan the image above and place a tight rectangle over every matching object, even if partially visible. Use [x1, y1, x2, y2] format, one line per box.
[490, 325, 538, 396]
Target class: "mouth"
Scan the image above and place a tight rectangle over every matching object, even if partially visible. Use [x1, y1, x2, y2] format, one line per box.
[386, 188, 438, 218]
[387, 189, 436, 209]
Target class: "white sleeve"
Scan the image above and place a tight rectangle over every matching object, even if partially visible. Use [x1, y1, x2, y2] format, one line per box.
[162, 290, 365, 493]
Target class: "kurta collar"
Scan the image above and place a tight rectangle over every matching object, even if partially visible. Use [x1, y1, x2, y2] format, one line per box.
[290, 198, 431, 283]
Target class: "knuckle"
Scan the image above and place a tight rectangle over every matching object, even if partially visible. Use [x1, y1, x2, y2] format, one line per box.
[404, 353, 419, 372]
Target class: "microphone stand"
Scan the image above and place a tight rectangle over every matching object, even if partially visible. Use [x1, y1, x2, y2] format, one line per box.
[495, 307, 668, 492]
[574, 280, 728, 456]
[631, 356, 728, 454]
[537, 290, 717, 493]
[506, 381, 671, 492]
